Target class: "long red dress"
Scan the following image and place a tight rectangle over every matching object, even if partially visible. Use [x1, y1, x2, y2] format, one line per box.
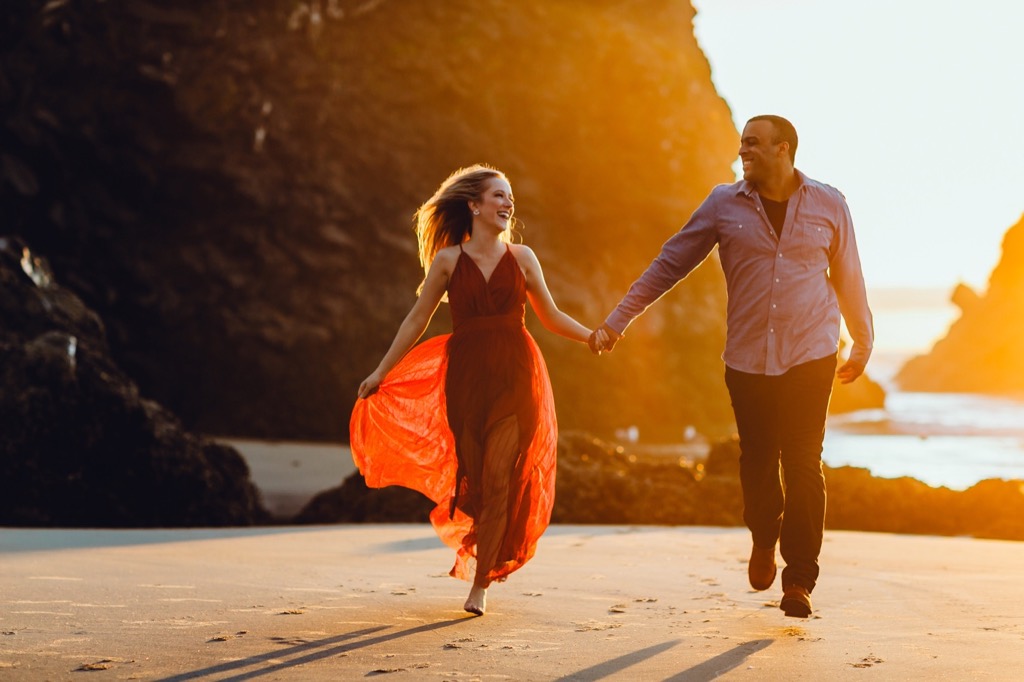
[350, 245, 557, 585]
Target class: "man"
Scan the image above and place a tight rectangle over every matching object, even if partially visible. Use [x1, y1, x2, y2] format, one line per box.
[590, 115, 873, 618]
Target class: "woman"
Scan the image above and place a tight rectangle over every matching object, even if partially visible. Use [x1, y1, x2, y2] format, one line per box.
[352, 164, 592, 615]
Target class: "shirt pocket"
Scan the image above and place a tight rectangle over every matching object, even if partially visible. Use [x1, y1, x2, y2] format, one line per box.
[791, 221, 834, 272]
[719, 218, 774, 257]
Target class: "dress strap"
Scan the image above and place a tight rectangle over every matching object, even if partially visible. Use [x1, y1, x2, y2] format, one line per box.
[459, 243, 464, 252]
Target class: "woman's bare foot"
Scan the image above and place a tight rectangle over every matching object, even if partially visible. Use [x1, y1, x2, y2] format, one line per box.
[464, 585, 487, 615]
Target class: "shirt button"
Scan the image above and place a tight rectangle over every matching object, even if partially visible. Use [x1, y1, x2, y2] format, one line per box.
[770, 328, 775, 333]
[778, 253, 783, 258]
[772, 304, 777, 309]
[775, 278, 780, 283]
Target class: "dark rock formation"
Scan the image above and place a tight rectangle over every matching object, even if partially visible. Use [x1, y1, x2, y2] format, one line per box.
[825, 467, 1024, 541]
[296, 431, 744, 528]
[897, 213, 1024, 393]
[704, 438, 1024, 541]
[298, 433, 1024, 542]
[1, 0, 740, 444]
[550, 432, 743, 526]
[0, 237, 268, 526]
[295, 471, 433, 524]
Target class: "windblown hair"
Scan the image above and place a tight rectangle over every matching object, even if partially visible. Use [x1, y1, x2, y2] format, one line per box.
[413, 164, 515, 294]
[748, 114, 798, 163]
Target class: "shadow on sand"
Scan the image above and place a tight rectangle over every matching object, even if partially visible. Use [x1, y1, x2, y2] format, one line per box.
[555, 640, 682, 681]
[663, 638, 774, 681]
[554, 637, 773, 681]
[154, 619, 468, 681]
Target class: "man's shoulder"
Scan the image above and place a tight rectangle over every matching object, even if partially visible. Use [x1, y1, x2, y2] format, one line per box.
[800, 173, 847, 203]
[706, 180, 746, 202]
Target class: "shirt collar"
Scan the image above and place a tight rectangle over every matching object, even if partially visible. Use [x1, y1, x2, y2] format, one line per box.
[735, 169, 808, 197]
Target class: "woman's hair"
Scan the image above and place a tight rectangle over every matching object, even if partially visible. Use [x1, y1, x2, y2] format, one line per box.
[413, 164, 515, 294]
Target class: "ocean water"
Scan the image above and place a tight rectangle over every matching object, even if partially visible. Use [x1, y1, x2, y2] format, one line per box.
[821, 289, 1024, 489]
[824, 391, 1024, 490]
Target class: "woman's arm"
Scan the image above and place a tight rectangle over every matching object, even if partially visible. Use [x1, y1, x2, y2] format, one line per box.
[357, 249, 455, 398]
[514, 244, 592, 344]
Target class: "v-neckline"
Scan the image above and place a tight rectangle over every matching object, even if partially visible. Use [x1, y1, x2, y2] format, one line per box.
[461, 246, 509, 287]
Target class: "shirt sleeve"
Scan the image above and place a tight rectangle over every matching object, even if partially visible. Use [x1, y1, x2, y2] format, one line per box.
[604, 194, 720, 335]
[829, 194, 874, 367]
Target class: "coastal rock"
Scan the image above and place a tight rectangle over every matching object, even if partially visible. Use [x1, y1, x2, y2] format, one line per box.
[550, 432, 741, 526]
[296, 431, 743, 527]
[298, 433, 1024, 541]
[950, 282, 980, 313]
[294, 472, 432, 524]
[1, 0, 739, 444]
[0, 238, 268, 526]
[897, 213, 1024, 393]
[826, 467, 1024, 541]
[829, 372, 886, 414]
[827, 338, 886, 414]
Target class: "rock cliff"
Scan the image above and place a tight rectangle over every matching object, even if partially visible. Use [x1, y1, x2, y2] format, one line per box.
[1, 0, 740, 443]
[0, 237, 268, 526]
[898, 213, 1024, 393]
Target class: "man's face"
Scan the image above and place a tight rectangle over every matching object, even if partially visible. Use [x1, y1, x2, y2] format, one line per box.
[739, 120, 787, 186]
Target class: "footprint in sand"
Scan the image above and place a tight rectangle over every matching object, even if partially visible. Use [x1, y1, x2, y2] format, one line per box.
[849, 654, 884, 668]
[574, 620, 623, 632]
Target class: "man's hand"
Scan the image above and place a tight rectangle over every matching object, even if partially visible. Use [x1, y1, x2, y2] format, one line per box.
[836, 358, 865, 384]
[588, 324, 622, 355]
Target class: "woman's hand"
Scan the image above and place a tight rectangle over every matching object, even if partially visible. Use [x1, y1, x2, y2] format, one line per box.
[357, 371, 383, 399]
[587, 324, 620, 354]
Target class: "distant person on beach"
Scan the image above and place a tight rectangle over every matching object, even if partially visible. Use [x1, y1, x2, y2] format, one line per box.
[352, 164, 594, 616]
[590, 115, 874, 618]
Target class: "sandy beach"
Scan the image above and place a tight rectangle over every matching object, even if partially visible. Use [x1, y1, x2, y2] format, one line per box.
[4, 442, 1023, 679]
[2, 523, 1023, 680]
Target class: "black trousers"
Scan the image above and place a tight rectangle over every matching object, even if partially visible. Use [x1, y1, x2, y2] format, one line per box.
[724, 354, 836, 592]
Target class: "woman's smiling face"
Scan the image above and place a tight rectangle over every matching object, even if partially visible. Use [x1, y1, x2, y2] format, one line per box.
[472, 177, 515, 232]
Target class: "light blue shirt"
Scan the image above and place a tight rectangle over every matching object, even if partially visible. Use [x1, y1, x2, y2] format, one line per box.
[606, 171, 874, 375]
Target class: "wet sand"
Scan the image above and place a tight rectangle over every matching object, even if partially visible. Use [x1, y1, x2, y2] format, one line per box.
[2, 525, 1022, 680]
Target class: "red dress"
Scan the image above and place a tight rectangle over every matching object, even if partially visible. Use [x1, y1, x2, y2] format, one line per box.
[350, 245, 557, 584]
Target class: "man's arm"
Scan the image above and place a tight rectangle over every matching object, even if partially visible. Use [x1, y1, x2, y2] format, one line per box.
[600, 196, 721, 350]
[830, 195, 873, 383]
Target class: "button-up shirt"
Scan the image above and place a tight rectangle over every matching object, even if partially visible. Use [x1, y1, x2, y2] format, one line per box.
[605, 170, 873, 375]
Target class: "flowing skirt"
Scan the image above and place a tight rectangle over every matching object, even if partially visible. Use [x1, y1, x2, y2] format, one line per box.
[350, 329, 556, 584]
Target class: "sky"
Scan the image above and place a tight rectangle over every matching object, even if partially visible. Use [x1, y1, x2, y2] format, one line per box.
[690, 0, 1024, 296]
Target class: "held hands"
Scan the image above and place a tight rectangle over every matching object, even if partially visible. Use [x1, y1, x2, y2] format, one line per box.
[357, 370, 383, 399]
[587, 324, 621, 355]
